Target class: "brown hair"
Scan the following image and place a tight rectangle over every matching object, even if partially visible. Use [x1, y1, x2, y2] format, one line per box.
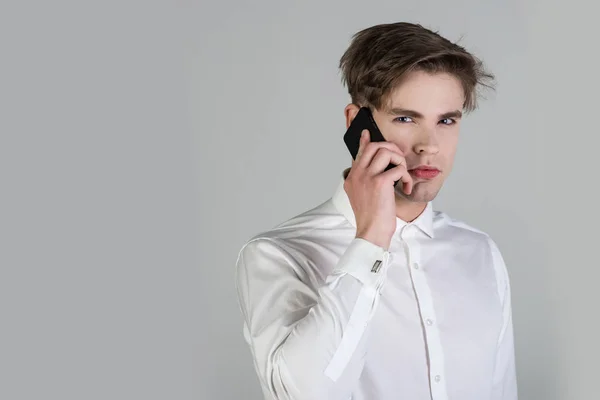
[339, 22, 495, 113]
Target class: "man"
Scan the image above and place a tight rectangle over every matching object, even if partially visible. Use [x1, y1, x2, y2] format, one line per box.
[235, 22, 517, 400]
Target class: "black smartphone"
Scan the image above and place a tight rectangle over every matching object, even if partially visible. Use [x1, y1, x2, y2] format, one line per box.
[343, 107, 399, 186]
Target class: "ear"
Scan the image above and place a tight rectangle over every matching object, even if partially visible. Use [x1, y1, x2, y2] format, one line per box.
[344, 103, 361, 129]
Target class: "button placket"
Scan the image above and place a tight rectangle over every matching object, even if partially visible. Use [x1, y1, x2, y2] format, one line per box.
[403, 232, 449, 400]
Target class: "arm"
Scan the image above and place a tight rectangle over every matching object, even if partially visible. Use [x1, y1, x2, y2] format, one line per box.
[489, 238, 518, 399]
[235, 237, 392, 400]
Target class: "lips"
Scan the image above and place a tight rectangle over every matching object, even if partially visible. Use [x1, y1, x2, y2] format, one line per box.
[409, 166, 441, 180]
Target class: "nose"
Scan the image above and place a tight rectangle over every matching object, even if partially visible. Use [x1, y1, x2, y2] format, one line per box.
[412, 129, 439, 155]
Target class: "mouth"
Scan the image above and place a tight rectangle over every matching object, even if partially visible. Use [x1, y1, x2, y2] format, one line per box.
[408, 166, 441, 180]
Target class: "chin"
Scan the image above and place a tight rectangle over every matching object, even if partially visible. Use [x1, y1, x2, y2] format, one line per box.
[395, 183, 441, 203]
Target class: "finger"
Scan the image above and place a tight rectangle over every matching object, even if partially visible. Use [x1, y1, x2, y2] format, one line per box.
[367, 147, 406, 175]
[357, 141, 404, 170]
[382, 163, 413, 194]
[355, 129, 370, 162]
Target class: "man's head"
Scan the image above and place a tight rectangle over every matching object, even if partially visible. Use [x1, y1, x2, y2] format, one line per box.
[340, 22, 494, 204]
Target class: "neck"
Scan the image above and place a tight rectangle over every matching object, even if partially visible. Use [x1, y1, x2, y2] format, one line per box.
[395, 195, 427, 222]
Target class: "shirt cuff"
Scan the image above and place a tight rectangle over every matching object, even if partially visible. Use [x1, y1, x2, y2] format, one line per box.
[328, 238, 392, 289]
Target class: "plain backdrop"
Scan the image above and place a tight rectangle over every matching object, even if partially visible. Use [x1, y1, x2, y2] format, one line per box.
[1, 0, 599, 399]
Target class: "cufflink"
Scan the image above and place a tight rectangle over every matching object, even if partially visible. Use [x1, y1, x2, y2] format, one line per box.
[371, 260, 382, 273]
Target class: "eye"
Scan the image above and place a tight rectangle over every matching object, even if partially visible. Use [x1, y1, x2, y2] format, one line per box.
[393, 116, 413, 123]
[439, 118, 456, 125]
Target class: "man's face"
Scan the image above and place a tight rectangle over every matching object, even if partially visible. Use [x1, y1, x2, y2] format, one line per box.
[360, 70, 465, 204]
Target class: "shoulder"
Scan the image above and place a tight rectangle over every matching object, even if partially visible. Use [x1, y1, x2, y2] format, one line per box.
[434, 210, 492, 243]
[434, 210, 510, 296]
[242, 195, 352, 248]
[434, 210, 505, 251]
[236, 197, 351, 273]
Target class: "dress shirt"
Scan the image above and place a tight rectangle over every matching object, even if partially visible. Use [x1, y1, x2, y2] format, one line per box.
[235, 170, 517, 400]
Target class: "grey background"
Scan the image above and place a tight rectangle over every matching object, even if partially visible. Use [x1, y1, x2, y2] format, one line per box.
[1, 0, 598, 399]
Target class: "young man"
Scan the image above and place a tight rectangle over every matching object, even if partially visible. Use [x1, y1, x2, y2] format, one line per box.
[235, 22, 517, 400]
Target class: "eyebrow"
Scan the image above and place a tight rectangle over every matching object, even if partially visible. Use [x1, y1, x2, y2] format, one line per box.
[386, 107, 463, 120]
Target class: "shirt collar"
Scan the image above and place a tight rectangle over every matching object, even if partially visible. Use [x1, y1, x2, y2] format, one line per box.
[332, 168, 435, 238]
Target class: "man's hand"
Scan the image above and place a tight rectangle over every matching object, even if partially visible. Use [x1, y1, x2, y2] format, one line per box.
[344, 130, 413, 250]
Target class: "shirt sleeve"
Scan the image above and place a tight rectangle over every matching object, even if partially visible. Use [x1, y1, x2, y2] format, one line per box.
[235, 237, 392, 400]
[489, 238, 518, 399]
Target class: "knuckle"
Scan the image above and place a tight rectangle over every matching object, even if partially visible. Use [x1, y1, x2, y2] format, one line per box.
[367, 142, 379, 152]
[378, 147, 391, 157]
[369, 143, 379, 150]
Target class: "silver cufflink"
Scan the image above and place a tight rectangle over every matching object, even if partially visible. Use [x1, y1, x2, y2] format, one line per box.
[371, 260, 382, 273]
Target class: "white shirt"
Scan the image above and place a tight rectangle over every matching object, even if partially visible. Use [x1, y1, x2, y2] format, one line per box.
[235, 172, 518, 400]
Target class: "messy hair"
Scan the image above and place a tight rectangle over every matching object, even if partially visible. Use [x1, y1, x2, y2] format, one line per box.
[339, 22, 495, 112]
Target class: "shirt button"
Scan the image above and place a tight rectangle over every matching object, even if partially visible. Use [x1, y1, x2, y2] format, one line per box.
[434, 375, 441, 383]
[413, 262, 419, 270]
[426, 319, 433, 326]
